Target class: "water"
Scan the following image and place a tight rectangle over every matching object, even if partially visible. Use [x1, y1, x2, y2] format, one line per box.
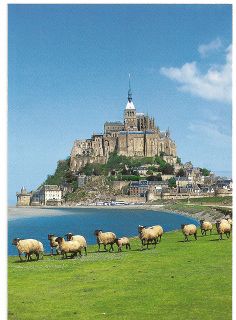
[8, 207, 199, 256]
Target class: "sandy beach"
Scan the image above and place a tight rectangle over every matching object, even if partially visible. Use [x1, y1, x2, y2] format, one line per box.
[7, 203, 226, 223]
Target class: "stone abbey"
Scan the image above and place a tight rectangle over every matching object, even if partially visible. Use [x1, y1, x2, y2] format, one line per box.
[70, 80, 177, 172]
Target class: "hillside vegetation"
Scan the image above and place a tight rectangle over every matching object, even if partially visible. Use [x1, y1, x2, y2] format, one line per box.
[8, 228, 231, 320]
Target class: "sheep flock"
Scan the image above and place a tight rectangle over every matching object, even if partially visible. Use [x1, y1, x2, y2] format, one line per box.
[12, 217, 232, 261]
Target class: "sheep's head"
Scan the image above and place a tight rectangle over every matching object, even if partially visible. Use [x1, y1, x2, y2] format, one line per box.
[138, 225, 145, 233]
[12, 238, 20, 245]
[199, 219, 204, 224]
[215, 220, 221, 228]
[48, 234, 55, 240]
[65, 233, 73, 241]
[55, 237, 63, 244]
[94, 230, 102, 236]
[181, 224, 186, 230]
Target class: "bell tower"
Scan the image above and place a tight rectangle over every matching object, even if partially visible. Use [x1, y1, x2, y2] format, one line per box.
[124, 74, 137, 131]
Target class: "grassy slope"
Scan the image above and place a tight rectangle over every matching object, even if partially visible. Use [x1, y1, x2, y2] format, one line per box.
[8, 229, 231, 320]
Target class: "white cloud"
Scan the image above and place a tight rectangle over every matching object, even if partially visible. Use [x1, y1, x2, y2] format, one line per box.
[198, 38, 222, 57]
[188, 121, 231, 146]
[160, 45, 232, 103]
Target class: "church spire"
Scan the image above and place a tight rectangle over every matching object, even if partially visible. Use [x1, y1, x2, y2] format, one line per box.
[128, 73, 132, 102]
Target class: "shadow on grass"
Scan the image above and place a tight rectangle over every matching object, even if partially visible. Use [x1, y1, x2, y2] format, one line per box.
[209, 238, 228, 241]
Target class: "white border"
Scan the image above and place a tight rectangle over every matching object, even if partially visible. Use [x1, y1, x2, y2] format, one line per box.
[0, 1, 234, 319]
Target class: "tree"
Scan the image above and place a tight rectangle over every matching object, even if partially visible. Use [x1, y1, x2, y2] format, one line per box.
[168, 177, 176, 188]
[176, 157, 182, 164]
[176, 168, 185, 177]
[159, 163, 174, 175]
[147, 174, 162, 181]
[200, 168, 211, 176]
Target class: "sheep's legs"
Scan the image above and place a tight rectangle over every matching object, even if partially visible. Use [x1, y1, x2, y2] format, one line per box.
[226, 232, 230, 239]
[194, 233, 197, 240]
[84, 247, 87, 255]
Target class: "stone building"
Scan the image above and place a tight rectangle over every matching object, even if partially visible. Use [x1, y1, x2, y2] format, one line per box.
[16, 187, 32, 206]
[70, 80, 177, 172]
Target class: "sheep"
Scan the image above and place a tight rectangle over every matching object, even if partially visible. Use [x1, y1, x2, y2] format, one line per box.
[138, 225, 163, 247]
[48, 234, 61, 256]
[115, 237, 131, 252]
[65, 233, 87, 255]
[226, 218, 232, 226]
[199, 220, 213, 236]
[138, 226, 158, 249]
[215, 220, 231, 240]
[55, 237, 83, 259]
[151, 225, 164, 243]
[181, 224, 197, 242]
[12, 238, 44, 261]
[94, 230, 116, 252]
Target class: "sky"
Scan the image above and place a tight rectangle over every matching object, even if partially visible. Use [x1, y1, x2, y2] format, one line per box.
[8, 4, 232, 204]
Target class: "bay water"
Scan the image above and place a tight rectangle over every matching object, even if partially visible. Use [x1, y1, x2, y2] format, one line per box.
[8, 207, 199, 256]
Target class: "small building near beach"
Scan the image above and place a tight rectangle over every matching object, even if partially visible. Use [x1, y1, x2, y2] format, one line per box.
[16, 187, 32, 206]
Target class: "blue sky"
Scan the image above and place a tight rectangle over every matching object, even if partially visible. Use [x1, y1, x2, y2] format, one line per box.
[8, 4, 232, 204]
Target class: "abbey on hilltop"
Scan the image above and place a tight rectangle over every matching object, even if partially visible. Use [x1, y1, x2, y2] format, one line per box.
[70, 78, 177, 172]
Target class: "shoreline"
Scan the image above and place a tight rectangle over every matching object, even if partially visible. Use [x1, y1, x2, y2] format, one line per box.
[8, 204, 226, 223]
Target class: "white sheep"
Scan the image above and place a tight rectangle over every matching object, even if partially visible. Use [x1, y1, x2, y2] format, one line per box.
[199, 220, 213, 236]
[12, 238, 44, 261]
[151, 225, 164, 243]
[181, 224, 197, 242]
[55, 237, 84, 259]
[215, 220, 231, 240]
[48, 234, 60, 255]
[65, 233, 87, 255]
[138, 226, 158, 249]
[115, 237, 131, 252]
[94, 229, 116, 252]
[226, 217, 232, 226]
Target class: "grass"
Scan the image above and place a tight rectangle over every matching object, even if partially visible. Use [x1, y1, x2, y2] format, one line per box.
[8, 229, 232, 320]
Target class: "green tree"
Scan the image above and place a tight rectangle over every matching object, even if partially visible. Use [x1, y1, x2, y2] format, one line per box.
[147, 174, 162, 181]
[176, 157, 182, 164]
[176, 168, 185, 177]
[168, 177, 176, 188]
[200, 168, 211, 176]
[159, 163, 174, 175]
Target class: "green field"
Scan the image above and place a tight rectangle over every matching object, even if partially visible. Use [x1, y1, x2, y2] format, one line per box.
[8, 229, 232, 320]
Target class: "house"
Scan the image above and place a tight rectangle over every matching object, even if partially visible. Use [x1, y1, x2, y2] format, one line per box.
[129, 180, 149, 197]
[31, 185, 63, 206]
[216, 179, 232, 191]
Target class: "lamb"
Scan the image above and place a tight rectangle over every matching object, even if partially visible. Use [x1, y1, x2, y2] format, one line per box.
[199, 220, 213, 236]
[12, 238, 44, 261]
[115, 237, 131, 252]
[65, 233, 87, 255]
[94, 230, 116, 252]
[55, 237, 84, 259]
[181, 224, 197, 242]
[215, 220, 231, 240]
[48, 234, 60, 255]
[138, 226, 158, 249]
